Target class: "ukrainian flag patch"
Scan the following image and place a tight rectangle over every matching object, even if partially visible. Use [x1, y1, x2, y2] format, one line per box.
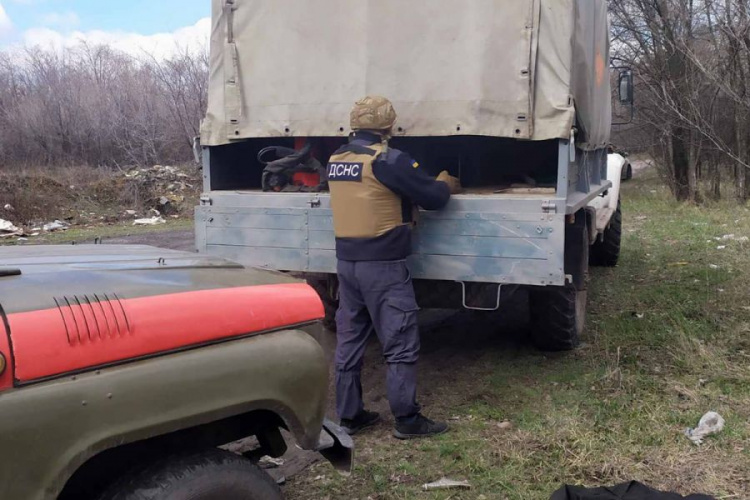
[412, 161, 420, 169]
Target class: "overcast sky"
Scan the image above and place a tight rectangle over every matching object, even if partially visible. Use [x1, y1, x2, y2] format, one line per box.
[0, 0, 210, 56]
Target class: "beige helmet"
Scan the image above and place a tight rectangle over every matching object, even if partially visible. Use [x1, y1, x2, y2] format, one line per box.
[350, 96, 397, 131]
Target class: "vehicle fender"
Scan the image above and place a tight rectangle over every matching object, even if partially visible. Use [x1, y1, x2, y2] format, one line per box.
[605, 153, 625, 212]
[0, 312, 12, 391]
[0, 329, 328, 500]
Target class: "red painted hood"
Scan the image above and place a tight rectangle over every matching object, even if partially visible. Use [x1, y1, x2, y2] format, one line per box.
[0, 318, 12, 390]
[7, 283, 324, 383]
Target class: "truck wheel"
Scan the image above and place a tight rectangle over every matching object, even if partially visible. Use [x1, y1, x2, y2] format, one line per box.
[307, 278, 338, 332]
[528, 212, 589, 351]
[590, 201, 622, 267]
[529, 285, 586, 351]
[99, 449, 282, 500]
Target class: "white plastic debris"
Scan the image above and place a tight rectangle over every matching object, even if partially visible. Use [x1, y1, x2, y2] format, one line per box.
[709, 264, 720, 270]
[3, 204, 13, 211]
[0, 219, 21, 233]
[685, 411, 725, 445]
[738, 236, 749, 243]
[258, 456, 285, 469]
[43, 220, 69, 232]
[720, 234, 736, 241]
[125, 210, 137, 216]
[717, 245, 727, 250]
[133, 216, 166, 226]
[423, 478, 472, 491]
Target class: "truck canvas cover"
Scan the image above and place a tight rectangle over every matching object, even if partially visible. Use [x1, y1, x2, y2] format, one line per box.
[202, 0, 611, 151]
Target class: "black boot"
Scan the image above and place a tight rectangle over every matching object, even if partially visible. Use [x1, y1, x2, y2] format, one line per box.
[393, 414, 449, 440]
[340, 410, 381, 435]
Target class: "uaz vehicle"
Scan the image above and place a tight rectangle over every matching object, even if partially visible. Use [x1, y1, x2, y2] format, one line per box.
[0, 245, 351, 500]
[196, 0, 632, 351]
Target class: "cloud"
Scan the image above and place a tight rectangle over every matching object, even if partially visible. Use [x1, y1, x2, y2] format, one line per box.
[40, 11, 80, 30]
[19, 16, 210, 59]
[0, 3, 13, 39]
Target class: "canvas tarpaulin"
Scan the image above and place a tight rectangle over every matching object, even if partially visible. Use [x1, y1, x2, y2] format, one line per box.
[202, 0, 611, 151]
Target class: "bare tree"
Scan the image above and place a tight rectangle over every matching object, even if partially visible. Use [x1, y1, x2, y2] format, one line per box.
[0, 42, 209, 169]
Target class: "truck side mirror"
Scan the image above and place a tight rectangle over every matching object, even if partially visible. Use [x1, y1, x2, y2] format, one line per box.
[618, 70, 634, 105]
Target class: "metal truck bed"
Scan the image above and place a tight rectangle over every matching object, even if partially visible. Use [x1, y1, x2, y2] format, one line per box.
[196, 141, 611, 287]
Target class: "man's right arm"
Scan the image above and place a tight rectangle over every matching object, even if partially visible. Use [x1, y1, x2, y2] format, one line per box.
[372, 152, 453, 210]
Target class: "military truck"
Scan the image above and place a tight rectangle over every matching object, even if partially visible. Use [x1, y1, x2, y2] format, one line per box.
[196, 0, 631, 350]
[0, 245, 351, 500]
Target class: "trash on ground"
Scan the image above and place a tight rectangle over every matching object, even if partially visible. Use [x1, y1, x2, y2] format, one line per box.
[125, 210, 137, 216]
[0, 219, 22, 236]
[258, 456, 285, 469]
[496, 420, 513, 431]
[717, 245, 727, 250]
[3, 204, 14, 211]
[422, 478, 471, 491]
[709, 264, 719, 270]
[685, 411, 725, 445]
[43, 220, 69, 232]
[133, 216, 166, 226]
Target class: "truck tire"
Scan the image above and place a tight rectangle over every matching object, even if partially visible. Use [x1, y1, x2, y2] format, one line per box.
[307, 277, 338, 332]
[590, 201, 622, 267]
[528, 212, 589, 351]
[99, 449, 282, 500]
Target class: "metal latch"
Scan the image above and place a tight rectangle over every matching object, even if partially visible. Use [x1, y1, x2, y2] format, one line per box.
[542, 200, 557, 213]
[309, 195, 321, 208]
[200, 195, 212, 206]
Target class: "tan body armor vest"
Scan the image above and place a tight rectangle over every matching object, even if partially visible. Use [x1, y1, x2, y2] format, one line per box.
[327, 144, 407, 239]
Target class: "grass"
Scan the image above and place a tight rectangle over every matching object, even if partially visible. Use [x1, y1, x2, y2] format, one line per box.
[0, 218, 193, 246]
[286, 170, 750, 499]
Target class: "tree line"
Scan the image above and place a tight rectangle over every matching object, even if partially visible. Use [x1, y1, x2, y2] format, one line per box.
[0, 43, 207, 169]
[5, 5, 750, 205]
[611, 0, 750, 203]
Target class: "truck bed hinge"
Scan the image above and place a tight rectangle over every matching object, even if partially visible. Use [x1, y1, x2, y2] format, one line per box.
[200, 195, 213, 206]
[542, 200, 557, 213]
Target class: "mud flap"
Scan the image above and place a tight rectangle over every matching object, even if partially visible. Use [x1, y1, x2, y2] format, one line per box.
[316, 418, 354, 476]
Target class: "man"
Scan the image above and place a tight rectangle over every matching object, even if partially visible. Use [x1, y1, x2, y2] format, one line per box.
[327, 96, 461, 439]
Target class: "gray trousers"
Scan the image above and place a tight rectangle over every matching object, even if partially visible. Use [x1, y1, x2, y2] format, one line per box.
[335, 260, 421, 421]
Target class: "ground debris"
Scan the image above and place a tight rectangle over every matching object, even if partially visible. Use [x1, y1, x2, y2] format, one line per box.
[496, 420, 513, 431]
[422, 478, 472, 491]
[0, 218, 23, 238]
[43, 220, 69, 232]
[133, 216, 166, 226]
[685, 411, 725, 445]
[258, 456, 285, 469]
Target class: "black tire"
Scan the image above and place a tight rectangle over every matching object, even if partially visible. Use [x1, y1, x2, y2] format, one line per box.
[529, 285, 587, 351]
[590, 201, 622, 267]
[307, 277, 338, 331]
[528, 213, 589, 351]
[626, 163, 633, 180]
[99, 449, 282, 500]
